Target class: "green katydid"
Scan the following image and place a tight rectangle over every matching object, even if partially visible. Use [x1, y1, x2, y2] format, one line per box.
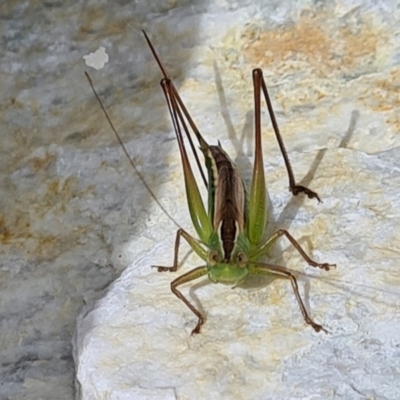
[86, 30, 335, 336]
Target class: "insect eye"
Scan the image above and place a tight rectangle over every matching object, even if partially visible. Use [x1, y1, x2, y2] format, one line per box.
[236, 252, 247, 264]
[209, 250, 219, 265]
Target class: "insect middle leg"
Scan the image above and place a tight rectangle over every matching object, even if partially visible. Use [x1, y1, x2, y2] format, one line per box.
[154, 228, 207, 272]
[250, 229, 335, 271]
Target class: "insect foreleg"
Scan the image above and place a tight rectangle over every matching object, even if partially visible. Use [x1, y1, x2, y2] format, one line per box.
[153, 228, 208, 272]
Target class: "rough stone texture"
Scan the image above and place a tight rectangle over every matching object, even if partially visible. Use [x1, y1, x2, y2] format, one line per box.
[1, 1, 400, 399]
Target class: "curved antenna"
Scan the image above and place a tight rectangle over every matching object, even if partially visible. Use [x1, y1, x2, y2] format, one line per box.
[85, 71, 181, 229]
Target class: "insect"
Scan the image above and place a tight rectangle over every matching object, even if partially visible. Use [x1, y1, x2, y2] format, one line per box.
[86, 30, 335, 335]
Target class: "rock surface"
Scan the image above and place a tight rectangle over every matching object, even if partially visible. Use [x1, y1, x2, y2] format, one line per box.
[1, 1, 400, 399]
[76, 2, 400, 400]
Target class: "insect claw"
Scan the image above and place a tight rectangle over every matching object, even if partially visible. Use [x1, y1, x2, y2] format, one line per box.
[314, 323, 329, 334]
[324, 262, 336, 271]
[291, 185, 321, 203]
[152, 265, 177, 273]
[313, 262, 336, 271]
[307, 318, 328, 334]
[191, 318, 204, 335]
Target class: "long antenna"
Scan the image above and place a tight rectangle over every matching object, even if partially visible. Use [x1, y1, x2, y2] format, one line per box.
[85, 71, 181, 229]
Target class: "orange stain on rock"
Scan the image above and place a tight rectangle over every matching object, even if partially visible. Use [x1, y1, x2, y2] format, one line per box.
[241, 13, 398, 131]
[75, 6, 133, 40]
[44, 177, 96, 212]
[359, 67, 400, 130]
[30, 153, 56, 173]
[243, 16, 331, 69]
[0, 173, 95, 260]
[243, 13, 387, 74]
[0, 213, 13, 244]
[0, 210, 60, 260]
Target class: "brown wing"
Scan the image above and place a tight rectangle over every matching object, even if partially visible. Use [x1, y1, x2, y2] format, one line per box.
[208, 145, 245, 261]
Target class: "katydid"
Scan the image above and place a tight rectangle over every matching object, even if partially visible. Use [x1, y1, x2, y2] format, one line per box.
[86, 30, 335, 336]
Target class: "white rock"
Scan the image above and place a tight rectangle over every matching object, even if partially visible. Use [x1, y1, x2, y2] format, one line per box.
[75, 3, 400, 399]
